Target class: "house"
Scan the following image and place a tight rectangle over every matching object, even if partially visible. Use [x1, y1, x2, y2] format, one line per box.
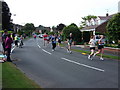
[80, 14, 114, 35]
[13, 24, 23, 33]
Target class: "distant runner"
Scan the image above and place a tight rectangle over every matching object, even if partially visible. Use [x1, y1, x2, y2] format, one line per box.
[57, 34, 62, 48]
[67, 33, 73, 53]
[43, 33, 48, 46]
[51, 34, 57, 51]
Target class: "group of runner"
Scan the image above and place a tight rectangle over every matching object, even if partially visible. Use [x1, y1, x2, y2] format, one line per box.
[88, 35, 105, 60]
[42, 33, 62, 51]
[40, 32, 74, 53]
[35, 32, 105, 60]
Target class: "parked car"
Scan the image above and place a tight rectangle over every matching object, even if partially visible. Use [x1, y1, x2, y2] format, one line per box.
[38, 34, 43, 38]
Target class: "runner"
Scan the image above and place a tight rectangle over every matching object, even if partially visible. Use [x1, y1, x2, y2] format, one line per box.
[43, 33, 48, 46]
[88, 35, 96, 60]
[51, 34, 57, 51]
[14, 34, 19, 47]
[33, 34, 37, 39]
[67, 33, 73, 53]
[57, 34, 62, 48]
[93, 35, 105, 60]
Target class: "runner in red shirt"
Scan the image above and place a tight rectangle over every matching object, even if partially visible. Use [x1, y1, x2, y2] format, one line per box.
[43, 33, 48, 46]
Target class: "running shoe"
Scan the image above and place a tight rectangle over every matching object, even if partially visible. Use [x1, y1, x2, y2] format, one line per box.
[100, 57, 104, 60]
[88, 55, 91, 59]
[93, 53, 96, 57]
[69, 51, 72, 54]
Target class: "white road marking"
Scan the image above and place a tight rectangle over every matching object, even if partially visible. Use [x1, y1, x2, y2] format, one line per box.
[38, 45, 41, 48]
[42, 49, 52, 55]
[11, 47, 16, 53]
[61, 57, 105, 72]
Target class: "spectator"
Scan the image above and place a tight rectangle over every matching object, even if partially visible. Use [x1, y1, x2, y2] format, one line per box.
[2, 30, 8, 55]
[5, 34, 13, 62]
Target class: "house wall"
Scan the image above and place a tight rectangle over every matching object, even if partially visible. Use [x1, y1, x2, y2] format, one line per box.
[96, 21, 108, 34]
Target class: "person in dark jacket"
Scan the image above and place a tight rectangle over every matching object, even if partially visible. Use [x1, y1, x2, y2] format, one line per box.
[2, 30, 8, 54]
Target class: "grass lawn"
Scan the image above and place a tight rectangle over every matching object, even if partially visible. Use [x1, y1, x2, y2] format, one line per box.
[60, 43, 120, 60]
[72, 49, 120, 60]
[2, 62, 41, 88]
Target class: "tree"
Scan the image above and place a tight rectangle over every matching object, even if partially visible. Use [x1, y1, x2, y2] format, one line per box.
[86, 15, 93, 26]
[91, 15, 97, 25]
[106, 13, 120, 43]
[81, 15, 97, 27]
[22, 23, 35, 36]
[56, 23, 66, 32]
[63, 23, 82, 44]
[81, 17, 87, 26]
[2, 1, 11, 30]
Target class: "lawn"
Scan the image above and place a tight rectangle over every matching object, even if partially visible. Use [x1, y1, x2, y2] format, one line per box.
[60, 43, 120, 60]
[72, 49, 120, 60]
[2, 62, 41, 89]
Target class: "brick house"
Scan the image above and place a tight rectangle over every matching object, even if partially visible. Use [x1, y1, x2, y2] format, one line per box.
[80, 14, 114, 35]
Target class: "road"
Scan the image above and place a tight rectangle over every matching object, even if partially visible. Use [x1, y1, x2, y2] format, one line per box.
[11, 38, 118, 88]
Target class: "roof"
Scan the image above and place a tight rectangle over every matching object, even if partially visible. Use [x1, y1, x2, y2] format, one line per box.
[80, 25, 98, 31]
[98, 14, 114, 20]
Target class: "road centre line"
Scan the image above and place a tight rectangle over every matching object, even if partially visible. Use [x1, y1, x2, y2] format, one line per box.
[42, 49, 52, 55]
[61, 57, 105, 72]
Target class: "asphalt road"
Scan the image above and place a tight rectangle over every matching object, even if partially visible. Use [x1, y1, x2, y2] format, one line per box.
[11, 38, 118, 88]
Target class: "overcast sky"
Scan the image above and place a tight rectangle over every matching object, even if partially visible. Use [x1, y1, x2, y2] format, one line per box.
[4, 0, 120, 27]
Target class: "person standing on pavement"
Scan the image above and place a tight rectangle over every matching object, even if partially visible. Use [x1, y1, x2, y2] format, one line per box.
[5, 34, 13, 62]
[67, 33, 73, 53]
[88, 35, 96, 60]
[2, 30, 8, 55]
[93, 35, 105, 60]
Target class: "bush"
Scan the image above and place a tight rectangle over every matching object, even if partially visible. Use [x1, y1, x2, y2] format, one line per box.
[62, 23, 82, 43]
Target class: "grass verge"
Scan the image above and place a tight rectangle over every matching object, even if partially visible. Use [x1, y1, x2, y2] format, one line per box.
[2, 62, 41, 88]
[72, 49, 120, 60]
[60, 43, 120, 60]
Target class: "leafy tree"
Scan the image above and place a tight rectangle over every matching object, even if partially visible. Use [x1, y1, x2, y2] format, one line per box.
[80, 15, 97, 27]
[63, 23, 82, 44]
[56, 23, 66, 32]
[81, 17, 87, 27]
[91, 15, 97, 25]
[86, 15, 95, 26]
[2, 1, 11, 30]
[106, 13, 120, 43]
[22, 23, 35, 36]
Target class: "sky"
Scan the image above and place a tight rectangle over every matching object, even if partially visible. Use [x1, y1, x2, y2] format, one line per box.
[4, 0, 120, 27]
